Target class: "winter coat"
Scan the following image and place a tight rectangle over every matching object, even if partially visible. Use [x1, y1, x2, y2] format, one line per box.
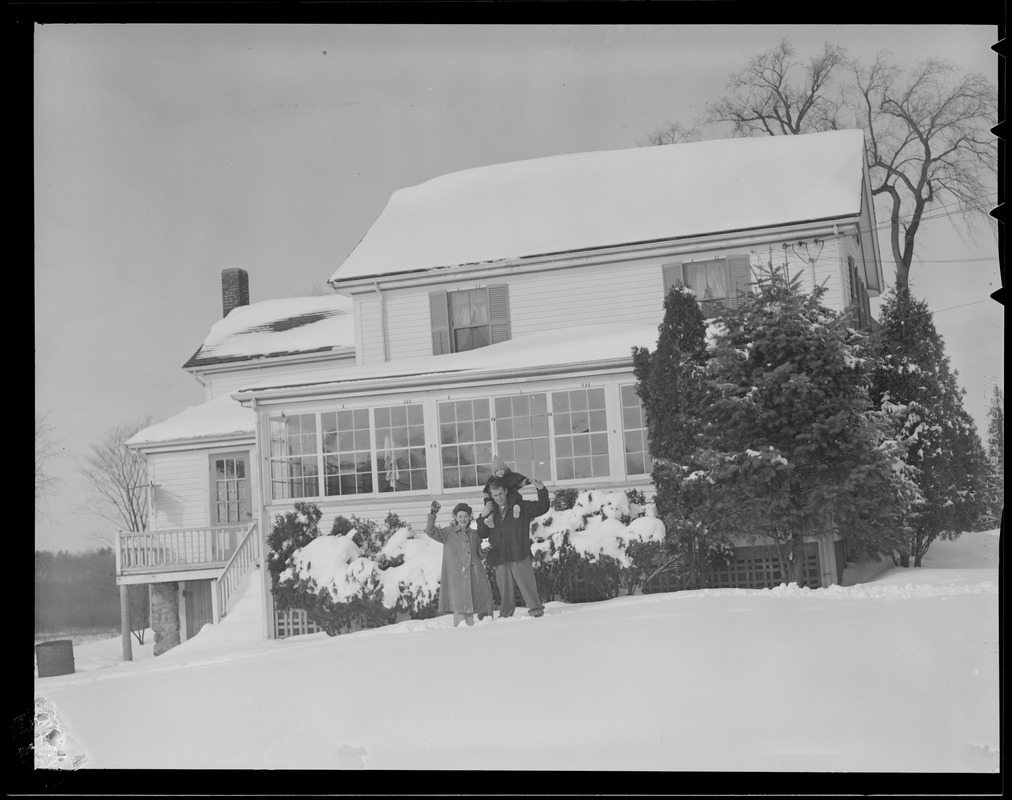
[482, 485, 550, 567]
[425, 515, 494, 616]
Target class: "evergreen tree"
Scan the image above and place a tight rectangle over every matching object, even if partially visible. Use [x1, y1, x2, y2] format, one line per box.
[632, 285, 715, 588]
[638, 267, 918, 586]
[869, 289, 989, 566]
[983, 385, 1004, 528]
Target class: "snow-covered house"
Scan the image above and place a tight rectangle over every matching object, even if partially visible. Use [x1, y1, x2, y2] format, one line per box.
[123, 129, 884, 651]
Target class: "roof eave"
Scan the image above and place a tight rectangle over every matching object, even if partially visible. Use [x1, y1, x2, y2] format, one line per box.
[184, 345, 357, 374]
[126, 431, 256, 454]
[234, 356, 637, 406]
[329, 214, 863, 291]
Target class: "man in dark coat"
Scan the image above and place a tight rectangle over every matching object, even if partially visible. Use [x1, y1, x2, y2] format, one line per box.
[482, 476, 549, 618]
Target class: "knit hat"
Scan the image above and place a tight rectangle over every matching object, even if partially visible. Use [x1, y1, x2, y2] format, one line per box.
[490, 454, 510, 476]
[452, 503, 473, 517]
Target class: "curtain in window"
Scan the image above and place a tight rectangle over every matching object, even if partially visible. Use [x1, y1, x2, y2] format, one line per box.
[684, 262, 728, 302]
[450, 290, 489, 327]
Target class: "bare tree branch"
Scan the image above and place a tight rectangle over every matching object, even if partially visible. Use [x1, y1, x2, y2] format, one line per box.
[79, 418, 152, 536]
[645, 41, 998, 294]
[35, 412, 60, 516]
[850, 54, 998, 290]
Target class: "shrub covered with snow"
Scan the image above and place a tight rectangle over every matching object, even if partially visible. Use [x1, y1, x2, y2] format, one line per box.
[530, 488, 667, 600]
[269, 505, 444, 635]
[270, 492, 670, 631]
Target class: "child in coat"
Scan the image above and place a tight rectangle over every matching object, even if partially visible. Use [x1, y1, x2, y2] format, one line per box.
[425, 501, 494, 626]
[477, 455, 531, 529]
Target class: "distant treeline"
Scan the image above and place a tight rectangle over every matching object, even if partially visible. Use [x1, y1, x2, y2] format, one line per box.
[35, 548, 124, 634]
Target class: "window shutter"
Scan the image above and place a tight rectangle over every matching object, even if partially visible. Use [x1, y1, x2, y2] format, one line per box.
[848, 257, 859, 307]
[860, 280, 872, 330]
[487, 284, 511, 344]
[661, 263, 683, 299]
[429, 290, 450, 355]
[726, 255, 752, 309]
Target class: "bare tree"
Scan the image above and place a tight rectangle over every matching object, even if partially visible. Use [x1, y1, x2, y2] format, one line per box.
[850, 54, 997, 291]
[35, 412, 58, 506]
[643, 121, 702, 146]
[653, 41, 998, 294]
[79, 419, 153, 644]
[705, 40, 848, 136]
[79, 418, 152, 535]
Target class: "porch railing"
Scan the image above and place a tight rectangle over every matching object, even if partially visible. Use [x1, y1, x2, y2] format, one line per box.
[216, 521, 260, 619]
[117, 524, 251, 573]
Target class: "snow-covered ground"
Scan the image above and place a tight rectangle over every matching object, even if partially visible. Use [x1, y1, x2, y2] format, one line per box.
[27, 530, 999, 783]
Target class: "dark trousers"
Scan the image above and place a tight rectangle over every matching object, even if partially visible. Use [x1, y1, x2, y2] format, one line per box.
[494, 556, 544, 617]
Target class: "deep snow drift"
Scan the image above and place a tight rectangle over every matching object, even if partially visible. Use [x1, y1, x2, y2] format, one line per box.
[28, 530, 999, 783]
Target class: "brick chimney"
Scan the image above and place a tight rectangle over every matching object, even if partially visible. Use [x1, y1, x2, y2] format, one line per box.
[221, 268, 249, 317]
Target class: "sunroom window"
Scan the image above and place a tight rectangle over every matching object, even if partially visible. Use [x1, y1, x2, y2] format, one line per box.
[375, 404, 428, 492]
[620, 384, 650, 476]
[439, 398, 493, 489]
[322, 409, 372, 496]
[551, 388, 610, 480]
[269, 413, 320, 499]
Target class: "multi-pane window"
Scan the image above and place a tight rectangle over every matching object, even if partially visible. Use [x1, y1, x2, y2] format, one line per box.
[449, 289, 490, 353]
[213, 455, 248, 523]
[620, 384, 650, 476]
[439, 399, 493, 488]
[269, 413, 320, 499]
[494, 393, 550, 481]
[375, 404, 427, 492]
[322, 409, 373, 496]
[551, 388, 609, 480]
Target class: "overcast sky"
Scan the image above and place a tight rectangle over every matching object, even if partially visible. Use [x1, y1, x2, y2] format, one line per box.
[34, 23, 1002, 553]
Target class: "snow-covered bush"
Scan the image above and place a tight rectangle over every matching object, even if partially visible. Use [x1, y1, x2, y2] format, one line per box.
[266, 502, 323, 612]
[530, 488, 666, 600]
[269, 505, 443, 635]
[376, 525, 442, 619]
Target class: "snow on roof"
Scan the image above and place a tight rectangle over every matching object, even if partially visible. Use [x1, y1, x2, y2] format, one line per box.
[130, 316, 710, 445]
[184, 295, 355, 370]
[126, 393, 255, 448]
[331, 130, 867, 283]
[236, 320, 663, 397]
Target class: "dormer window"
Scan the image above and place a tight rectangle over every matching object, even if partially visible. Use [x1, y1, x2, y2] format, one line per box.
[429, 285, 511, 355]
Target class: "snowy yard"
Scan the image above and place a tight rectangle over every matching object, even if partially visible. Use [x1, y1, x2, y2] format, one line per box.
[26, 529, 999, 788]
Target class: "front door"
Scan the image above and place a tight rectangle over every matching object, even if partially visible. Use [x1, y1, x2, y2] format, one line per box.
[210, 452, 252, 525]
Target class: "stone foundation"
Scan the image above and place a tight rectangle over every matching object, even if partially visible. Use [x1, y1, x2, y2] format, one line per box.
[150, 582, 181, 656]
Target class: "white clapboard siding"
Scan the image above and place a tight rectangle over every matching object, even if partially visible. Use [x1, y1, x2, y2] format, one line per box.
[149, 451, 213, 531]
[375, 260, 668, 363]
[355, 234, 864, 366]
[356, 293, 385, 365]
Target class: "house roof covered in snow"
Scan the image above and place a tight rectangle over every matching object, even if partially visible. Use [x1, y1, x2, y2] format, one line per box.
[126, 393, 255, 448]
[183, 295, 355, 370]
[330, 129, 868, 284]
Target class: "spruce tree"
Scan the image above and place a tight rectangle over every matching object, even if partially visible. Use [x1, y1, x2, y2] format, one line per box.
[869, 288, 989, 566]
[635, 268, 916, 586]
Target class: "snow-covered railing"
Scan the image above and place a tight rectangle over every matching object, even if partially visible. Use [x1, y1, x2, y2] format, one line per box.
[117, 524, 250, 573]
[216, 521, 260, 618]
